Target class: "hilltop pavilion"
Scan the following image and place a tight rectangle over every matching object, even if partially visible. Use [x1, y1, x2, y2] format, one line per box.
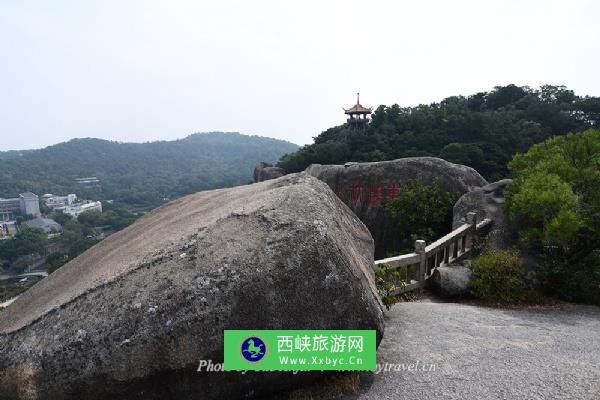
[344, 93, 372, 129]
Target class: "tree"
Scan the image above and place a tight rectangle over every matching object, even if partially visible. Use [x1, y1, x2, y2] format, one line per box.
[439, 143, 484, 170]
[504, 129, 600, 303]
[384, 178, 458, 254]
[77, 210, 103, 227]
[277, 141, 351, 173]
[506, 129, 600, 254]
[0, 226, 47, 265]
[485, 84, 530, 109]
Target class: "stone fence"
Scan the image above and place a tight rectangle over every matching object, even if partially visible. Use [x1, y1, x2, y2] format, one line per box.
[374, 212, 492, 294]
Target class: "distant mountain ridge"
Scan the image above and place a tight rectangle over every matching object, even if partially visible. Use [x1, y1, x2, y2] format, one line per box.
[0, 149, 35, 160]
[0, 132, 298, 207]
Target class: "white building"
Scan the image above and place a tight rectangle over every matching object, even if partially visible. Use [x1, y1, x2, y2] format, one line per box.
[75, 177, 101, 189]
[0, 192, 41, 220]
[43, 193, 77, 209]
[62, 201, 103, 218]
[19, 193, 41, 217]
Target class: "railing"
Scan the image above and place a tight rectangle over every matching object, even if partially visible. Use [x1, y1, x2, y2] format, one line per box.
[374, 212, 492, 294]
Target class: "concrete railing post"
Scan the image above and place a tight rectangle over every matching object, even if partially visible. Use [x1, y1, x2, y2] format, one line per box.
[415, 240, 426, 281]
[466, 212, 477, 251]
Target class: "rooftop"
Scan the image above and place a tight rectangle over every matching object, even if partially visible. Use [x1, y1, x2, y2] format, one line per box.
[344, 93, 373, 115]
[23, 217, 62, 232]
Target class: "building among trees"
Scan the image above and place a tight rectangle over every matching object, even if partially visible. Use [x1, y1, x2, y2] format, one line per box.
[61, 201, 103, 218]
[0, 193, 41, 221]
[42, 193, 77, 209]
[22, 217, 63, 238]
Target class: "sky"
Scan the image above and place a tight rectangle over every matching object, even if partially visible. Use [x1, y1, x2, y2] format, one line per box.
[0, 0, 599, 151]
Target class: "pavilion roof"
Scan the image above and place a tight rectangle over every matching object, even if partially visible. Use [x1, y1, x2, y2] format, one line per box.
[344, 103, 373, 114]
[344, 93, 372, 114]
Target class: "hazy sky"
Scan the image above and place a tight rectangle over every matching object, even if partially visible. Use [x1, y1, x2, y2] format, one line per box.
[1, 0, 599, 151]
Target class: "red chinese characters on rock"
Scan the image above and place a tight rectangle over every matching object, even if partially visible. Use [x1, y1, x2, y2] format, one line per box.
[333, 181, 402, 208]
[367, 184, 384, 207]
[348, 183, 364, 206]
[386, 183, 400, 200]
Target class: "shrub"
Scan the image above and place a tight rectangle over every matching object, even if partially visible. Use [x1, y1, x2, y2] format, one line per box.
[384, 177, 458, 254]
[375, 264, 406, 310]
[536, 252, 600, 305]
[471, 249, 532, 303]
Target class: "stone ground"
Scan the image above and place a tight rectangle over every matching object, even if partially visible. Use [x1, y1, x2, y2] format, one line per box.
[344, 296, 600, 400]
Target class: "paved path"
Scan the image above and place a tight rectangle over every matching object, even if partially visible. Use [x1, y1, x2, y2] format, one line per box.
[0, 271, 48, 282]
[352, 300, 600, 400]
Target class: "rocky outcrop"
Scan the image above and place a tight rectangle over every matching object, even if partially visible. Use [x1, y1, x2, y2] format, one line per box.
[253, 162, 285, 182]
[0, 173, 384, 400]
[306, 157, 488, 258]
[428, 261, 473, 298]
[453, 179, 513, 252]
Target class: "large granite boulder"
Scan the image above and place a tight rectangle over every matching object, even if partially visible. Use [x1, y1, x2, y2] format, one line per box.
[453, 179, 513, 252]
[305, 157, 488, 258]
[428, 261, 473, 298]
[253, 162, 285, 182]
[0, 173, 384, 400]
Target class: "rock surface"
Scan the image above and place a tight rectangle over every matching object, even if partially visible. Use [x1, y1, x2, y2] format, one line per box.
[453, 179, 513, 252]
[253, 162, 285, 182]
[428, 262, 473, 298]
[0, 173, 384, 400]
[305, 157, 488, 258]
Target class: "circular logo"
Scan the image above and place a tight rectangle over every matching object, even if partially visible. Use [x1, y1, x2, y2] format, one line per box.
[241, 336, 267, 362]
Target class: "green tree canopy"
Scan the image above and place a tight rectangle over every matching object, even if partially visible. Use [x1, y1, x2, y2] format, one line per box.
[0, 226, 47, 263]
[505, 129, 600, 255]
[278, 85, 599, 181]
[384, 178, 457, 254]
[504, 129, 600, 304]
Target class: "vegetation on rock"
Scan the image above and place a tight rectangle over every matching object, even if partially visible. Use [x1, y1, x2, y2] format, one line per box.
[375, 263, 407, 310]
[384, 178, 458, 254]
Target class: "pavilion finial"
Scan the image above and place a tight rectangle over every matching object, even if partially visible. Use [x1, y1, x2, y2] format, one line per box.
[357, 92, 360, 105]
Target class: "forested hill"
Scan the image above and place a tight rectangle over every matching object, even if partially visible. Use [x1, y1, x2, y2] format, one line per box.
[0, 132, 298, 207]
[0, 149, 35, 160]
[278, 85, 600, 181]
